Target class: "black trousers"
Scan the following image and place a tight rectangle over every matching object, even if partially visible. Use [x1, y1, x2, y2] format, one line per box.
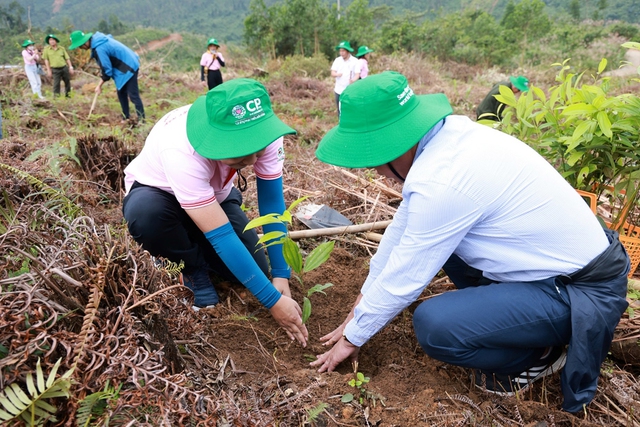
[51, 66, 71, 97]
[206, 69, 223, 90]
[117, 71, 145, 120]
[122, 183, 268, 279]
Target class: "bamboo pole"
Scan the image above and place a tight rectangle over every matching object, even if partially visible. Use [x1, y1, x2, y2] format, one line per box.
[286, 220, 392, 240]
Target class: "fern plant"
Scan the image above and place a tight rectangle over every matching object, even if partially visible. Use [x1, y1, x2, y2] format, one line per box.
[305, 402, 328, 425]
[0, 162, 84, 219]
[76, 380, 122, 427]
[244, 196, 334, 323]
[0, 358, 74, 426]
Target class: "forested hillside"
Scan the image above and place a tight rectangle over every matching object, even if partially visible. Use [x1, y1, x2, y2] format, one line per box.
[2, 0, 639, 44]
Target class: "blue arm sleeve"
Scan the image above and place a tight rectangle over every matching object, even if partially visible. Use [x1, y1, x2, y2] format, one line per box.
[256, 176, 291, 279]
[205, 223, 281, 308]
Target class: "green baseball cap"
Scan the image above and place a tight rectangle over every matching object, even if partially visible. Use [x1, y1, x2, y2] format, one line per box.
[316, 71, 453, 168]
[335, 40, 353, 52]
[509, 75, 529, 92]
[69, 31, 93, 50]
[356, 45, 374, 58]
[207, 38, 220, 47]
[22, 39, 35, 47]
[186, 78, 296, 159]
[44, 34, 60, 44]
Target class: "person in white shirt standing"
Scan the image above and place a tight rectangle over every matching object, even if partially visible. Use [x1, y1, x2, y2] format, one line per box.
[330, 40, 360, 115]
[311, 71, 629, 414]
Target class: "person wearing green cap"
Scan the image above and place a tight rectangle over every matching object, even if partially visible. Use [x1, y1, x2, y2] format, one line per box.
[330, 40, 360, 114]
[69, 30, 145, 123]
[476, 75, 529, 121]
[200, 38, 225, 91]
[355, 45, 374, 79]
[310, 71, 629, 413]
[122, 78, 308, 345]
[21, 39, 44, 99]
[42, 34, 74, 98]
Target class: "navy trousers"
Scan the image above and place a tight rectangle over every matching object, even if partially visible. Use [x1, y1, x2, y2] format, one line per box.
[117, 71, 145, 120]
[413, 254, 572, 375]
[122, 183, 269, 279]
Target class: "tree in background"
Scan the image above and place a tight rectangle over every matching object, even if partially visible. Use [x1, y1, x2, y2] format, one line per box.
[501, 0, 551, 65]
[0, 1, 26, 35]
[97, 15, 129, 36]
[568, 0, 581, 22]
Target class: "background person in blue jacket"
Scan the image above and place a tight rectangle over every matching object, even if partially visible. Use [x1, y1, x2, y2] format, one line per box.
[69, 30, 145, 123]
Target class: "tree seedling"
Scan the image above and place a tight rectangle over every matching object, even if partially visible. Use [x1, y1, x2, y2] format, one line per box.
[244, 196, 334, 323]
[341, 361, 385, 407]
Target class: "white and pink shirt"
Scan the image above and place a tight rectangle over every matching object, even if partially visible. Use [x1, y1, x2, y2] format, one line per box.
[358, 58, 369, 79]
[124, 105, 284, 209]
[200, 51, 224, 71]
[22, 49, 39, 65]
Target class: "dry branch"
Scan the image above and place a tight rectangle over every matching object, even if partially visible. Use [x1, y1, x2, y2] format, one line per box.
[286, 220, 392, 240]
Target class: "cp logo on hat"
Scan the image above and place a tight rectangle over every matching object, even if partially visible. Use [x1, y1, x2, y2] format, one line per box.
[247, 98, 262, 112]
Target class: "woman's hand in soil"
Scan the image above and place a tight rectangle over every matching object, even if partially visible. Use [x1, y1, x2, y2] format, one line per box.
[272, 277, 291, 298]
[311, 337, 359, 372]
[269, 295, 308, 347]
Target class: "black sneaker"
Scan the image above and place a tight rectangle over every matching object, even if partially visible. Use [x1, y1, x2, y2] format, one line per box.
[474, 346, 567, 396]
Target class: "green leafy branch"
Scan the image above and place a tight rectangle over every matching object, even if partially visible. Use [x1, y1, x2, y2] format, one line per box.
[244, 196, 334, 323]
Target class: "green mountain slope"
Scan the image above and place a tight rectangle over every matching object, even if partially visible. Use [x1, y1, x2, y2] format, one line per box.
[3, 0, 640, 44]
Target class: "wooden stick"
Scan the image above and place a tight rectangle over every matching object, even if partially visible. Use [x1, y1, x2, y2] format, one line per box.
[363, 232, 383, 242]
[287, 220, 392, 240]
[87, 91, 99, 119]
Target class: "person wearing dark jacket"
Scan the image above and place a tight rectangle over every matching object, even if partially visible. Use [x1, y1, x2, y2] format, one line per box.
[69, 30, 145, 122]
[476, 75, 529, 121]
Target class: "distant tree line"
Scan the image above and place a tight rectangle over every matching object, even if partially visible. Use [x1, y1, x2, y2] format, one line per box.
[244, 0, 640, 67]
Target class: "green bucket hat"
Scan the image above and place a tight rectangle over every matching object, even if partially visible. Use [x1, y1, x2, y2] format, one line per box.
[316, 71, 453, 168]
[509, 75, 529, 92]
[69, 31, 93, 50]
[335, 40, 353, 53]
[207, 38, 220, 47]
[44, 34, 60, 45]
[186, 78, 296, 159]
[356, 45, 374, 58]
[22, 39, 35, 48]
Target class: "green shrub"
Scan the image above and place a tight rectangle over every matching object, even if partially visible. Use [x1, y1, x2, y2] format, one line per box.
[494, 57, 640, 230]
[274, 54, 330, 79]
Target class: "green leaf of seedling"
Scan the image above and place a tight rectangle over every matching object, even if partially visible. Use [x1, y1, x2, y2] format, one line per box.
[597, 58, 608, 75]
[302, 297, 311, 324]
[283, 238, 303, 274]
[256, 231, 286, 246]
[303, 241, 335, 273]
[347, 379, 356, 387]
[287, 196, 309, 213]
[596, 111, 612, 138]
[244, 214, 283, 232]
[307, 283, 334, 297]
[341, 393, 354, 403]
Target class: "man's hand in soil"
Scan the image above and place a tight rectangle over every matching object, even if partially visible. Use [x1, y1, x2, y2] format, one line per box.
[311, 336, 359, 372]
[318, 293, 363, 346]
[272, 277, 291, 298]
[269, 295, 308, 347]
